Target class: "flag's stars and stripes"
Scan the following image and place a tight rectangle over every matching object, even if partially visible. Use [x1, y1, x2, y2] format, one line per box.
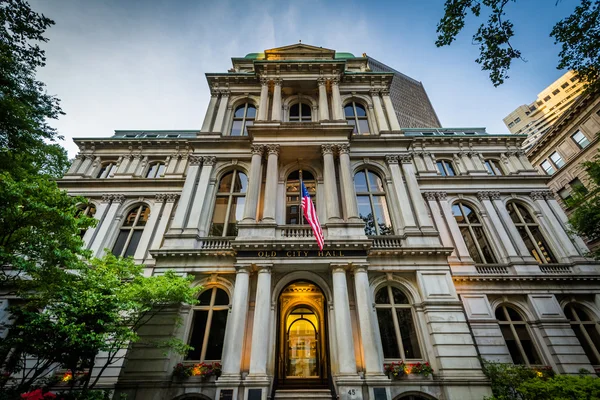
[301, 182, 324, 251]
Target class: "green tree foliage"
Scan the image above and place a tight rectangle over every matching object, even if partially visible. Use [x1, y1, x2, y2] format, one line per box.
[0, 254, 199, 398]
[482, 361, 599, 400]
[0, 0, 68, 178]
[436, 0, 600, 89]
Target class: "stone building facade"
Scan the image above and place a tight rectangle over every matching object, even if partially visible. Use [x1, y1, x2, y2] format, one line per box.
[54, 44, 600, 400]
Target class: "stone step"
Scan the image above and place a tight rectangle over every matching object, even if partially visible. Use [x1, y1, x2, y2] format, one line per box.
[274, 389, 333, 399]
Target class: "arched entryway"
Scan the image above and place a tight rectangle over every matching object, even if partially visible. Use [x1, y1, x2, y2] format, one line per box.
[275, 280, 330, 389]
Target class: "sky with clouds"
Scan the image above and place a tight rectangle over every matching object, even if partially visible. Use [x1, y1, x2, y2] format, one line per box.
[29, 0, 579, 157]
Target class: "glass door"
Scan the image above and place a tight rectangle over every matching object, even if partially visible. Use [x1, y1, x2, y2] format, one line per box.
[285, 307, 319, 378]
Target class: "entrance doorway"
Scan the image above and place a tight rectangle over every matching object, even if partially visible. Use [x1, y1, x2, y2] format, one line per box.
[276, 281, 329, 388]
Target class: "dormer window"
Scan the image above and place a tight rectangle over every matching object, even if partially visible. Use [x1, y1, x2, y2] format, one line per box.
[289, 103, 311, 122]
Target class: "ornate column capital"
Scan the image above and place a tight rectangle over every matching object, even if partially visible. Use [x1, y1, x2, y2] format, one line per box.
[381, 89, 390, 96]
[476, 191, 491, 201]
[435, 191, 448, 201]
[189, 155, 203, 165]
[338, 143, 350, 154]
[265, 144, 280, 156]
[256, 265, 272, 274]
[423, 191, 437, 202]
[219, 89, 230, 97]
[399, 154, 413, 164]
[166, 193, 180, 202]
[321, 144, 335, 155]
[260, 77, 269, 86]
[352, 264, 369, 274]
[203, 156, 217, 166]
[111, 194, 125, 203]
[330, 76, 340, 85]
[101, 194, 112, 203]
[155, 193, 167, 202]
[331, 264, 348, 273]
[385, 155, 399, 164]
[210, 89, 219, 97]
[251, 144, 264, 156]
[531, 190, 553, 200]
[235, 264, 251, 274]
[273, 78, 282, 86]
[369, 89, 380, 97]
[317, 77, 327, 86]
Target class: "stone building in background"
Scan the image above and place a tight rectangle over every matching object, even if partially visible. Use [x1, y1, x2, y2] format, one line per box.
[52, 44, 600, 400]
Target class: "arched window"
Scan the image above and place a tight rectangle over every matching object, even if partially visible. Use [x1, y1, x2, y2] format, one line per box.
[186, 287, 230, 361]
[210, 170, 247, 236]
[564, 303, 600, 365]
[146, 162, 165, 178]
[355, 169, 392, 235]
[506, 202, 556, 263]
[452, 202, 496, 263]
[375, 285, 422, 360]
[484, 159, 504, 176]
[230, 103, 256, 136]
[112, 205, 150, 257]
[96, 162, 117, 178]
[496, 305, 542, 365]
[286, 170, 316, 224]
[76, 203, 97, 238]
[289, 103, 311, 122]
[345, 101, 370, 135]
[436, 160, 456, 176]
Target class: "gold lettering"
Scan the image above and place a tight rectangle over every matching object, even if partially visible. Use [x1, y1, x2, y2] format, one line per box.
[286, 251, 292, 257]
[303, 251, 308, 257]
[258, 251, 264, 257]
[339, 250, 343, 256]
[271, 251, 277, 257]
[326, 251, 332, 257]
[318, 251, 324, 257]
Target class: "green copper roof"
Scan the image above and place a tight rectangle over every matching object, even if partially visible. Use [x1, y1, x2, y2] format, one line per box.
[244, 53, 264, 59]
[334, 52, 355, 59]
[244, 51, 355, 60]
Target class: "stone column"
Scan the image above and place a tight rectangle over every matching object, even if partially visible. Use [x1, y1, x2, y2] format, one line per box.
[78, 155, 94, 176]
[331, 265, 357, 375]
[500, 153, 518, 174]
[150, 194, 178, 251]
[477, 191, 520, 261]
[171, 156, 202, 230]
[400, 154, 434, 229]
[134, 194, 164, 260]
[424, 192, 457, 258]
[386, 155, 417, 229]
[68, 155, 84, 175]
[492, 197, 532, 257]
[381, 89, 401, 131]
[82, 199, 109, 248]
[221, 266, 250, 377]
[371, 90, 389, 132]
[470, 152, 487, 172]
[546, 196, 589, 254]
[330, 76, 344, 120]
[271, 79, 282, 122]
[322, 144, 341, 221]
[353, 265, 384, 376]
[459, 151, 473, 173]
[165, 154, 179, 175]
[517, 150, 536, 171]
[261, 144, 280, 222]
[89, 195, 125, 256]
[135, 156, 148, 177]
[318, 77, 330, 121]
[201, 89, 219, 132]
[212, 90, 230, 133]
[248, 266, 272, 377]
[257, 78, 269, 121]
[438, 192, 473, 261]
[186, 156, 216, 230]
[338, 144, 359, 220]
[175, 154, 188, 175]
[126, 155, 141, 175]
[116, 155, 131, 175]
[242, 144, 264, 221]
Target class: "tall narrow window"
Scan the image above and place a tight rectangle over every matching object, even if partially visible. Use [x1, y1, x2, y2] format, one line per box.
[186, 287, 230, 361]
[564, 303, 600, 366]
[112, 205, 150, 257]
[289, 103, 311, 122]
[96, 162, 117, 178]
[344, 102, 370, 135]
[436, 160, 456, 176]
[210, 170, 247, 236]
[484, 159, 504, 176]
[571, 131, 590, 148]
[452, 202, 496, 263]
[375, 285, 422, 360]
[355, 169, 393, 235]
[286, 170, 316, 224]
[146, 162, 166, 178]
[230, 103, 256, 136]
[496, 305, 542, 366]
[507, 202, 556, 263]
[76, 203, 97, 238]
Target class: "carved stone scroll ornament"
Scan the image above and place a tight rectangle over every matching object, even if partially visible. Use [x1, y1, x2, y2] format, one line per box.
[337, 143, 350, 154]
[423, 191, 437, 202]
[203, 156, 217, 166]
[435, 192, 447, 201]
[385, 155, 399, 165]
[251, 144, 264, 156]
[166, 193, 180, 203]
[265, 144, 280, 156]
[188, 155, 203, 166]
[399, 154, 413, 164]
[321, 144, 335, 155]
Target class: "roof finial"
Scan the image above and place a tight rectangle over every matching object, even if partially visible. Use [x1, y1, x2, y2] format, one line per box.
[299, 39, 301, 43]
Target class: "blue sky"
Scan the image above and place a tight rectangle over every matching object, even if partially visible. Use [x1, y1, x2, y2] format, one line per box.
[29, 0, 578, 157]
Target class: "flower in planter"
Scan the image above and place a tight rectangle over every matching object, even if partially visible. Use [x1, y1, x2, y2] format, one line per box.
[410, 362, 434, 377]
[384, 362, 434, 378]
[384, 362, 406, 378]
[61, 372, 72, 383]
[173, 362, 222, 379]
[20, 389, 56, 399]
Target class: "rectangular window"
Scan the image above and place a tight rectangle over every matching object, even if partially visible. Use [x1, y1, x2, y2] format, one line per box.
[571, 77, 578, 82]
[552, 89, 560, 95]
[544, 96, 551, 102]
[536, 101, 543, 106]
[550, 152, 565, 168]
[541, 160, 555, 175]
[561, 82, 569, 89]
[508, 122, 515, 128]
[571, 130, 590, 148]
[570, 177, 588, 195]
[529, 105, 537, 112]
[514, 117, 521, 123]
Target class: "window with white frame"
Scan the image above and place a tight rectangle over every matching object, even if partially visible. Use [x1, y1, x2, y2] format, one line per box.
[436, 159, 456, 176]
[285, 170, 316, 225]
[354, 168, 393, 235]
[496, 305, 542, 366]
[452, 202, 496, 264]
[540, 160, 556, 175]
[96, 162, 118, 178]
[186, 287, 230, 361]
[210, 170, 247, 237]
[112, 205, 150, 257]
[549, 151, 565, 168]
[564, 303, 600, 366]
[484, 159, 504, 176]
[375, 285, 422, 360]
[344, 102, 370, 134]
[506, 202, 556, 263]
[571, 130, 590, 148]
[145, 162, 165, 178]
[230, 103, 256, 136]
[289, 103, 311, 122]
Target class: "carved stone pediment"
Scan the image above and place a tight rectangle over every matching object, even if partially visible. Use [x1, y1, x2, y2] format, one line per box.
[264, 44, 336, 60]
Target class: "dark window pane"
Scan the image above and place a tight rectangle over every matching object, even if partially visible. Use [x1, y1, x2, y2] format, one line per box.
[515, 325, 541, 364]
[396, 309, 421, 359]
[376, 309, 400, 358]
[354, 171, 368, 192]
[137, 206, 150, 226]
[301, 103, 311, 117]
[391, 287, 408, 304]
[230, 197, 245, 228]
[186, 310, 208, 360]
[302, 170, 315, 181]
[96, 165, 107, 178]
[463, 205, 480, 224]
[124, 207, 140, 226]
[211, 197, 228, 225]
[529, 226, 556, 263]
[461, 227, 483, 264]
[375, 287, 390, 304]
[124, 230, 142, 257]
[367, 171, 384, 192]
[517, 226, 540, 262]
[213, 289, 229, 306]
[290, 104, 299, 117]
[574, 306, 592, 321]
[344, 105, 355, 117]
[205, 310, 228, 360]
[230, 120, 243, 136]
[234, 105, 246, 118]
[198, 289, 214, 305]
[584, 325, 600, 364]
[243, 120, 253, 135]
[218, 173, 233, 193]
[500, 325, 525, 364]
[146, 163, 158, 178]
[233, 172, 248, 193]
[495, 308, 507, 321]
[246, 105, 256, 118]
[355, 104, 367, 117]
[473, 227, 496, 263]
[112, 231, 129, 256]
[517, 204, 535, 224]
[506, 307, 522, 321]
[372, 196, 393, 234]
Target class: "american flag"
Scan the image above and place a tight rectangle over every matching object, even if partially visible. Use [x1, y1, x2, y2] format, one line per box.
[301, 182, 324, 250]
